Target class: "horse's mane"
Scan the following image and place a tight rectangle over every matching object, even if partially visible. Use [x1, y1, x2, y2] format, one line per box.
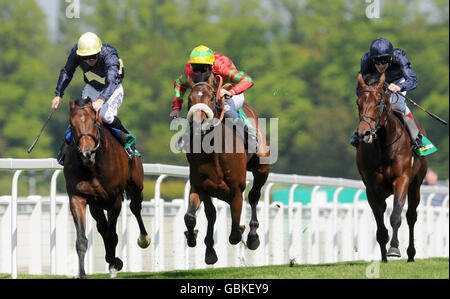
[75, 97, 93, 107]
[363, 72, 382, 87]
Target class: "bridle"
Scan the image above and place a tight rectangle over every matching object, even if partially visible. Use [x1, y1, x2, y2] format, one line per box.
[357, 88, 389, 140]
[190, 75, 227, 126]
[70, 105, 101, 153]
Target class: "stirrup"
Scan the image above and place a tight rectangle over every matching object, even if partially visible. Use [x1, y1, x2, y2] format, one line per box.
[124, 146, 135, 159]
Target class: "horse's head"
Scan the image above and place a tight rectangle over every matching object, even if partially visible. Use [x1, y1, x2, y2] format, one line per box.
[69, 98, 101, 167]
[356, 72, 390, 144]
[186, 73, 224, 134]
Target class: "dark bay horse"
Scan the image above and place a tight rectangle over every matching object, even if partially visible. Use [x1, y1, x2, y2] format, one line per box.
[183, 75, 270, 264]
[355, 73, 427, 262]
[63, 98, 150, 278]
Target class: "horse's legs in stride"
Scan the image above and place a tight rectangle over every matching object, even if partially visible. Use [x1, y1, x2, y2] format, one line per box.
[246, 170, 268, 250]
[105, 204, 123, 277]
[70, 195, 88, 279]
[128, 157, 150, 248]
[229, 190, 245, 245]
[367, 191, 389, 262]
[388, 175, 409, 257]
[203, 196, 218, 264]
[406, 182, 421, 262]
[184, 187, 201, 247]
[129, 194, 151, 248]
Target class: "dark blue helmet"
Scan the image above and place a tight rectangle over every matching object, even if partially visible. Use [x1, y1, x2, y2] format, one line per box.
[369, 38, 394, 59]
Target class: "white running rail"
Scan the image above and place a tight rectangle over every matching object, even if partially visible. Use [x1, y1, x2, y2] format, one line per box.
[0, 158, 448, 278]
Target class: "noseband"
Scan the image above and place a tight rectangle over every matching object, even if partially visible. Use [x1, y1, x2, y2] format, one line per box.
[190, 81, 225, 125]
[358, 89, 388, 139]
[71, 105, 101, 153]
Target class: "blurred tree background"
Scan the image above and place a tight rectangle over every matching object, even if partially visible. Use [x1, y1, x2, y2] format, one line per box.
[1, 0, 448, 182]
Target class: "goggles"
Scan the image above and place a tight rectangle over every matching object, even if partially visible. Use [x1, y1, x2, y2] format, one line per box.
[373, 57, 391, 65]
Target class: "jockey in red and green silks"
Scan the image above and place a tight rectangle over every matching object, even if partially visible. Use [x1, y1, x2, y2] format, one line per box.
[170, 45, 258, 151]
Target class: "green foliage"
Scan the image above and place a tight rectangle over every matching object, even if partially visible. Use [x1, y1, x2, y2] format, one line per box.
[0, 0, 448, 180]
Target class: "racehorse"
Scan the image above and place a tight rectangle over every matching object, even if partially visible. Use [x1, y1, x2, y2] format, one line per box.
[182, 74, 270, 264]
[63, 98, 150, 278]
[355, 72, 427, 262]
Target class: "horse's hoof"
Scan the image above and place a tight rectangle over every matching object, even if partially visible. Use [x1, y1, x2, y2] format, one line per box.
[205, 248, 218, 265]
[407, 258, 415, 263]
[109, 257, 123, 278]
[137, 234, 151, 248]
[387, 247, 401, 257]
[184, 229, 198, 247]
[229, 230, 242, 245]
[247, 234, 260, 250]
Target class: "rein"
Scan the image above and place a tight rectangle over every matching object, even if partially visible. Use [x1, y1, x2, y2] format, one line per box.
[190, 75, 228, 126]
[357, 88, 404, 148]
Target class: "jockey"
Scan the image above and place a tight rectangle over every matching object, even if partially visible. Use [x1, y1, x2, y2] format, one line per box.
[351, 38, 425, 151]
[51, 32, 137, 164]
[170, 45, 258, 151]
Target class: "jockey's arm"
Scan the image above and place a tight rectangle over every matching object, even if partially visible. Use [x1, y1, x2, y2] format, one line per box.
[98, 52, 121, 103]
[171, 70, 190, 113]
[54, 46, 79, 99]
[217, 57, 254, 96]
[396, 51, 418, 92]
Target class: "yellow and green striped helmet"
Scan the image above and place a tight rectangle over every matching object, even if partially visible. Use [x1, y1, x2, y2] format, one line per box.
[189, 45, 215, 65]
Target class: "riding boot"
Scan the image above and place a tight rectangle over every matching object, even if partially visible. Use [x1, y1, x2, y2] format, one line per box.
[224, 99, 259, 153]
[108, 116, 137, 159]
[350, 132, 359, 148]
[56, 126, 72, 166]
[401, 114, 424, 151]
[56, 140, 68, 166]
[228, 117, 259, 153]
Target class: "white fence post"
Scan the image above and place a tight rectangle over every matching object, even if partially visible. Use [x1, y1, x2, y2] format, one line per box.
[50, 169, 61, 275]
[11, 170, 22, 279]
[288, 184, 299, 264]
[263, 183, 274, 265]
[28, 195, 42, 274]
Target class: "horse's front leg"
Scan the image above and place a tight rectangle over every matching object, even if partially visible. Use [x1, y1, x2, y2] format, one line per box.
[69, 195, 88, 279]
[105, 200, 123, 278]
[406, 182, 421, 262]
[184, 186, 201, 247]
[367, 189, 389, 262]
[388, 175, 409, 258]
[203, 196, 218, 264]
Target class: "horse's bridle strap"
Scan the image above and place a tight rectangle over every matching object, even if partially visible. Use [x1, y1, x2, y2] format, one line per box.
[358, 88, 388, 134]
[71, 105, 101, 152]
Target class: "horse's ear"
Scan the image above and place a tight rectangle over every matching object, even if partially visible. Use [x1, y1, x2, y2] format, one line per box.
[357, 72, 368, 89]
[377, 73, 386, 90]
[69, 98, 75, 111]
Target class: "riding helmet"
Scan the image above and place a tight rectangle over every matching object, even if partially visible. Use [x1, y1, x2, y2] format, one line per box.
[369, 38, 394, 59]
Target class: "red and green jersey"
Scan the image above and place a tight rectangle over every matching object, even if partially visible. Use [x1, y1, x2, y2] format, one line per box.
[172, 52, 254, 111]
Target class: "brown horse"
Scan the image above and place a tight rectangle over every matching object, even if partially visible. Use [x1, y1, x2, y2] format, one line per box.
[182, 75, 270, 264]
[63, 98, 150, 278]
[355, 73, 427, 262]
